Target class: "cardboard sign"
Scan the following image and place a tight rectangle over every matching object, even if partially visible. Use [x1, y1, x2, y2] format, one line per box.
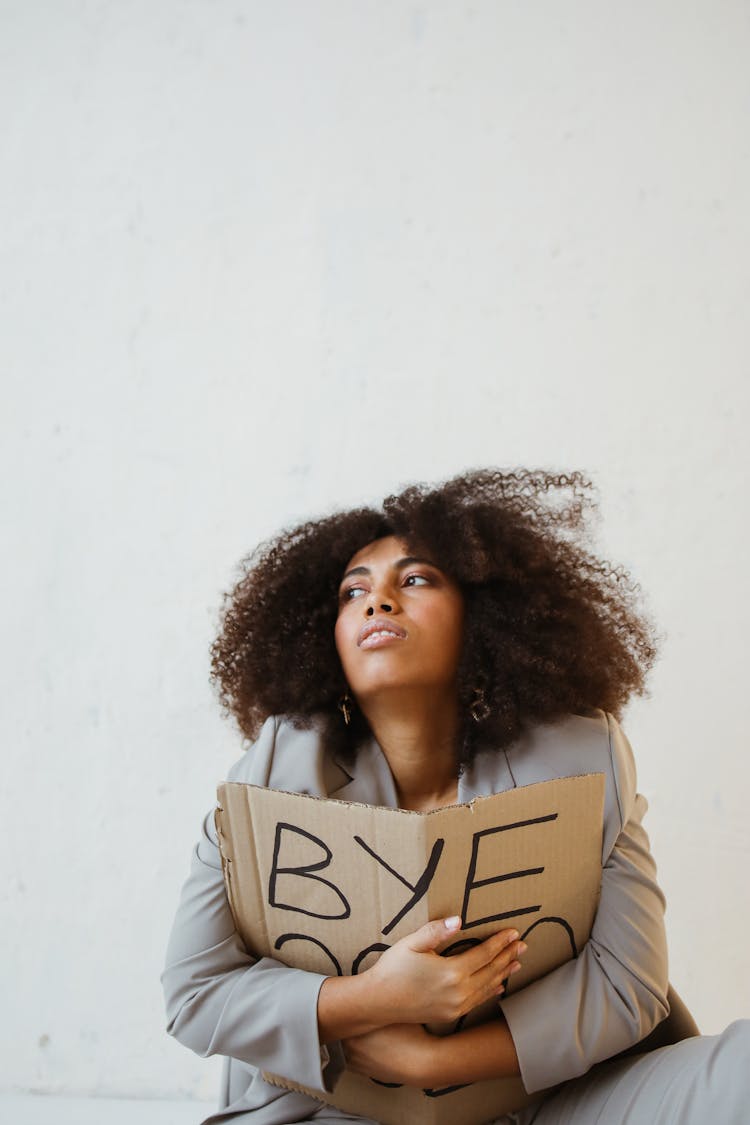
[215, 774, 604, 1125]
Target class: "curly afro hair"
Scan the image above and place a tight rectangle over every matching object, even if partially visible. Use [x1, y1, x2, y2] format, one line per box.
[209, 469, 659, 768]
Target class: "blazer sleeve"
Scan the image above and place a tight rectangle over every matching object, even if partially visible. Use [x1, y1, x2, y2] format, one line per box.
[160, 725, 346, 1094]
[499, 713, 670, 1094]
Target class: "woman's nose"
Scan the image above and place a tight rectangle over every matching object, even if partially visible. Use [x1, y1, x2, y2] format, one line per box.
[366, 601, 393, 616]
[364, 584, 396, 615]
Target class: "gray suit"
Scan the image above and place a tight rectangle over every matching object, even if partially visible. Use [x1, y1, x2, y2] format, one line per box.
[161, 710, 749, 1123]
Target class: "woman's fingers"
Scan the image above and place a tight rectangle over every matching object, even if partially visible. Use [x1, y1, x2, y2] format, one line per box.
[485, 939, 527, 978]
[453, 927, 523, 975]
[440, 927, 527, 1013]
[470, 942, 527, 1002]
[406, 921, 522, 965]
[406, 915, 463, 953]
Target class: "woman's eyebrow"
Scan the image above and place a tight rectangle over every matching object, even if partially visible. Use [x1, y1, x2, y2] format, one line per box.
[339, 557, 436, 582]
[340, 566, 370, 580]
[395, 556, 436, 570]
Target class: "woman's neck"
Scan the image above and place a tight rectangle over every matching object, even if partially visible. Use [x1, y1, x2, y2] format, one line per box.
[357, 688, 461, 812]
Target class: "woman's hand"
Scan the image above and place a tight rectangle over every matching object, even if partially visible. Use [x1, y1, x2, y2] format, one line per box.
[317, 917, 525, 1043]
[343, 1023, 436, 1087]
[366, 917, 525, 1026]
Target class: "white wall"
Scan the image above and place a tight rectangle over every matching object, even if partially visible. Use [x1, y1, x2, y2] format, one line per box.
[1, 0, 748, 1100]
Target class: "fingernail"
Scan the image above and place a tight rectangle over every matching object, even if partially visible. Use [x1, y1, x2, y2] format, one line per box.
[518, 942, 528, 954]
[509, 961, 522, 975]
[507, 930, 519, 943]
[445, 916, 461, 931]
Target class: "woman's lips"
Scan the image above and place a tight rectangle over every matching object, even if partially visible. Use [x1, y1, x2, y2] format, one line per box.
[357, 618, 408, 648]
[359, 634, 407, 652]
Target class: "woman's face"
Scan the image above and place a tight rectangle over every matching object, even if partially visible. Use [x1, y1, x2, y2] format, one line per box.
[334, 536, 465, 701]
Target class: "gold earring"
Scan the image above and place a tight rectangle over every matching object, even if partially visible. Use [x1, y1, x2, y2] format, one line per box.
[469, 686, 490, 723]
[338, 692, 352, 725]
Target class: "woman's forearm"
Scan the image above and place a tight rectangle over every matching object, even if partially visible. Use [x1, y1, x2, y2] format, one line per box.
[317, 971, 390, 1042]
[423, 1017, 520, 1086]
[342, 1016, 521, 1088]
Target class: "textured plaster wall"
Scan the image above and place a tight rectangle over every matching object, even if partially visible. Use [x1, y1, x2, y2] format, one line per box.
[1, 0, 748, 1101]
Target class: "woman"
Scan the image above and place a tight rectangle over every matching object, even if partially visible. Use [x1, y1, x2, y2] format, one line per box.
[162, 469, 748, 1124]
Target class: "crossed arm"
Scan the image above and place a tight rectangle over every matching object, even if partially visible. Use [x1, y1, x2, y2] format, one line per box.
[326, 792, 670, 1094]
[317, 917, 524, 1087]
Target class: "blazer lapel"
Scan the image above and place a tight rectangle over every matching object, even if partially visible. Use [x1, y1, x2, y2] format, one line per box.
[458, 745, 517, 802]
[329, 733, 401, 809]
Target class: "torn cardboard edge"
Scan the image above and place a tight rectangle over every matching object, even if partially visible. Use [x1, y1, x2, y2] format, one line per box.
[215, 772, 604, 1125]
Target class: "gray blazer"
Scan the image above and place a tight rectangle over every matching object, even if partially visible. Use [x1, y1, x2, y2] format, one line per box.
[161, 709, 670, 1122]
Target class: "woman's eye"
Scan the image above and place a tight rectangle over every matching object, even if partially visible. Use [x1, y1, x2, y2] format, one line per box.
[342, 586, 366, 600]
[404, 574, 429, 587]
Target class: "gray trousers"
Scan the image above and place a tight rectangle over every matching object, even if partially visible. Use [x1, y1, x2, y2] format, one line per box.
[510, 1020, 750, 1125]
